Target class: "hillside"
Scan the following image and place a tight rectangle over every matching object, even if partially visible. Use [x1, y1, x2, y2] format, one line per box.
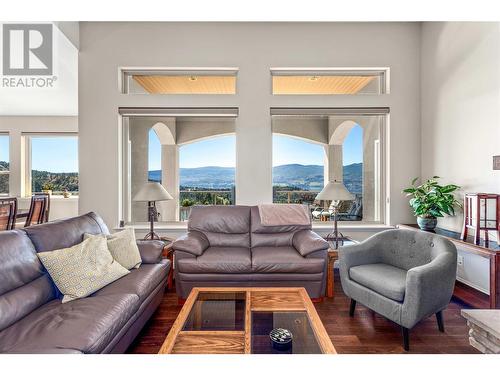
[149, 163, 362, 193]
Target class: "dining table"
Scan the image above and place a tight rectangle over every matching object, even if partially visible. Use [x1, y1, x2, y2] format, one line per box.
[16, 209, 30, 219]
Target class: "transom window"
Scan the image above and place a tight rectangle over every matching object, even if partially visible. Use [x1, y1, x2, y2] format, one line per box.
[271, 68, 389, 95]
[121, 68, 238, 95]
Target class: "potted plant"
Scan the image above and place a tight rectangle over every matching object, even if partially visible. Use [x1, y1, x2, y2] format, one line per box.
[42, 182, 54, 195]
[403, 176, 461, 231]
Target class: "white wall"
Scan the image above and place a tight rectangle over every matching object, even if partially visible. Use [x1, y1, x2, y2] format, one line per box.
[78, 22, 422, 231]
[421, 22, 500, 235]
[0, 22, 78, 116]
[421, 22, 500, 293]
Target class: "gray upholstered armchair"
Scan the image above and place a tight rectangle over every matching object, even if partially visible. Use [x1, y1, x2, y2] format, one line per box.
[339, 229, 457, 351]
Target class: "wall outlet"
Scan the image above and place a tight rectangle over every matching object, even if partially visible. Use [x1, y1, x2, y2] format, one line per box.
[457, 255, 464, 267]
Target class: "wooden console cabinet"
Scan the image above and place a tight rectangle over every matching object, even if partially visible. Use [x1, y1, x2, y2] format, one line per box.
[398, 224, 500, 309]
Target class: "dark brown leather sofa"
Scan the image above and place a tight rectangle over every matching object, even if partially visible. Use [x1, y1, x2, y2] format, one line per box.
[0, 212, 170, 354]
[173, 206, 329, 299]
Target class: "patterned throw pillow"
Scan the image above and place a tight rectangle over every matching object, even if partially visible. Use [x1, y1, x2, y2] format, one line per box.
[85, 228, 142, 270]
[37, 236, 130, 303]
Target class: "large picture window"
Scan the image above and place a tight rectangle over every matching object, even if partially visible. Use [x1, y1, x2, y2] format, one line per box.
[0, 134, 9, 195]
[122, 112, 237, 223]
[272, 110, 386, 223]
[25, 135, 79, 196]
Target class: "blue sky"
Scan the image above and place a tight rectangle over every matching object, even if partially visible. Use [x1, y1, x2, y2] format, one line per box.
[1, 136, 79, 172]
[149, 127, 362, 170]
[0, 135, 8, 162]
[31, 137, 78, 173]
[1, 127, 362, 171]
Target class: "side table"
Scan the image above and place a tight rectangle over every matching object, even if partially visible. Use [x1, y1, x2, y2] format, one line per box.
[327, 250, 339, 298]
[324, 237, 357, 299]
[160, 237, 174, 290]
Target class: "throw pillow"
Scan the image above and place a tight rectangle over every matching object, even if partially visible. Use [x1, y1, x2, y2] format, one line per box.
[37, 235, 130, 303]
[85, 228, 142, 270]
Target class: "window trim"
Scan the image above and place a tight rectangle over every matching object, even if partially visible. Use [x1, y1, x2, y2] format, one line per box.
[22, 133, 79, 197]
[271, 109, 389, 225]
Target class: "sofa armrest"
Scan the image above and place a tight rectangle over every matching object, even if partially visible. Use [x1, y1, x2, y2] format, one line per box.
[172, 230, 209, 256]
[402, 252, 457, 328]
[292, 230, 329, 257]
[136, 240, 164, 264]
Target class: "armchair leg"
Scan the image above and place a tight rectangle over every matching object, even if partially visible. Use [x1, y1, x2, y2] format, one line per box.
[401, 327, 410, 351]
[436, 311, 445, 332]
[349, 299, 356, 317]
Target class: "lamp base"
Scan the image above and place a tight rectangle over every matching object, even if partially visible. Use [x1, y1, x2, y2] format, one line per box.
[144, 231, 161, 240]
[326, 231, 349, 249]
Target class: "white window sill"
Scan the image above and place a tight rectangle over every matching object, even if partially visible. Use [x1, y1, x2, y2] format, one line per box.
[18, 196, 79, 201]
[115, 222, 393, 232]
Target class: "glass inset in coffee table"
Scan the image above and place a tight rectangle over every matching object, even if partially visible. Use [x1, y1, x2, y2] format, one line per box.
[158, 287, 336, 354]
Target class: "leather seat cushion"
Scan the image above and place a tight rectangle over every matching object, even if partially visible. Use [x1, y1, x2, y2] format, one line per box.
[177, 247, 251, 273]
[251, 246, 324, 274]
[0, 293, 139, 354]
[92, 261, 169, 302]
[349, 263, 407, 302]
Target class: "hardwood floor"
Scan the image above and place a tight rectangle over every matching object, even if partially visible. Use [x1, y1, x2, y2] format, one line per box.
[127, 271, 479, 354]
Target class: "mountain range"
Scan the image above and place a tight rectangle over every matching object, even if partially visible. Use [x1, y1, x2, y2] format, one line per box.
[149, 163, 362, 193]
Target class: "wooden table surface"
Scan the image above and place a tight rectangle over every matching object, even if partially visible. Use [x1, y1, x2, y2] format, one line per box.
[159, 287, 336, 354]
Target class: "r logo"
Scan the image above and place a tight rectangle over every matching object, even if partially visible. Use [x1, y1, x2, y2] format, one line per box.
[2, 24, 53, 76]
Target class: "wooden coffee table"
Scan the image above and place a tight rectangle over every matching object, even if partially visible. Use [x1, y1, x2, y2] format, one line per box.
[158, 287, 336, 354]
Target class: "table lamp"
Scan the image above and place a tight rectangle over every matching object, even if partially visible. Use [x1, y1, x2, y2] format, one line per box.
[315, 180, 355, 249]
[133, 182, 173, 240]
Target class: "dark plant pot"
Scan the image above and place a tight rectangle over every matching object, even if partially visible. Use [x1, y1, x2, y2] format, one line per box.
[417, 216, 437, 231]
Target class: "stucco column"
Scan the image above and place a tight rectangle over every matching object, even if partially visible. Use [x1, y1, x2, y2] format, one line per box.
[325, 144, 343, 183]
[158, 144, 179, 221]
[129, 120, 151, 222]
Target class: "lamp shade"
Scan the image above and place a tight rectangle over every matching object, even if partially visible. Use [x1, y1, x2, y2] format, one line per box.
[315, 180, 355, 201]
[133, 182, 173, 202]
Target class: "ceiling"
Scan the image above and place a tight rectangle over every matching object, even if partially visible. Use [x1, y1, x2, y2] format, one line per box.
[132, 75, 236, 94]
[272, 75, 376, 95]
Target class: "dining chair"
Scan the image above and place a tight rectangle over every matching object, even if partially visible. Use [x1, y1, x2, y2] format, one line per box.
[25, 194, 49, 227]
[34, 192, 51, 222]
[0, 197, 18, 230]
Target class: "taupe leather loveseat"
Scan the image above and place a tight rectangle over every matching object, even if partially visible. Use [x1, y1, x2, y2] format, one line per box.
[0, 212, 170, 354]
[173, 206, 329, 299]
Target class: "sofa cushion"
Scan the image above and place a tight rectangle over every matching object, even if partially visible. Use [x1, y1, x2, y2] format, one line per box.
[250, 206, 311, 248]
[177, 246, 251, 273]
[251, 246, 325, 274]
[93, 260, 170, 302]
[37, 236, 130, 303]
[0, 230, 56, 331]
[85, 228, 142, 270]
[349, 263, 407, 302]
[0, 293, 139, 354]
[188, 206, 251, 247]
[23, 212, 109, 253]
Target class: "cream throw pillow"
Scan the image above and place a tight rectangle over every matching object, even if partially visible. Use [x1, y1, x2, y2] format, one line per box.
[85, 228, 142, 270]
[37, 236, 130, 303]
